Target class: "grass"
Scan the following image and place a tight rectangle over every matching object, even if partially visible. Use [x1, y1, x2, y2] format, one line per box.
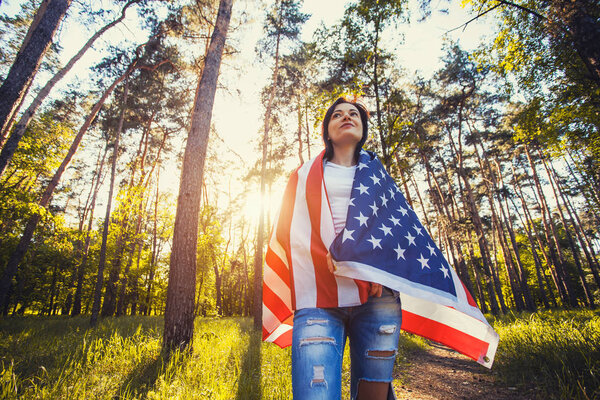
[490, 308, 600, 399]
[0, 315, 419, 399]
[1, 309, 597, 399]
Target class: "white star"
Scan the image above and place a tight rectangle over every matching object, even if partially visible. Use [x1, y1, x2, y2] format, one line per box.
[426, 243, 436, 256]
[379, 223, 392, 236]
[348, 197, 355, 207]
[355, 212, 369, 227]
[394, 244, 406, 260]
[370, 174, 381, 185]
[367, 235, 382, 249]
[389, 215, 401, 226]
[417, 254, 430, 269]
[388, 188, 396, 200]
[357, 162, 368, 170]
[342, 228, 355, 243]
[413, 224, 423, 236]
[380, 194, 388, 207]
[369, 201, 379, 217]
[405, 232, 416, 246]
[398, 205, 408, 216]
[357, 183, 369, 195]
[379, 169, 386, 179]
[440, 265, 450, 278]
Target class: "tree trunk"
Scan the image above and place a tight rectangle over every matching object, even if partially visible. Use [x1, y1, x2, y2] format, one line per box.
[0, 0, 72, 135]
[0, 61, 134, 311]
[163, 0, 232, 352]
[90, 77, 131, 326]
[0, 0, 137, 176]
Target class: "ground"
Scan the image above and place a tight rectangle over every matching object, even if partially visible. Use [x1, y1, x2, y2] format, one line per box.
[394, 343, 537, 400]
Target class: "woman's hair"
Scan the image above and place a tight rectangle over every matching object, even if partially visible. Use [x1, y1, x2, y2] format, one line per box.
[322, 97, 369, 161]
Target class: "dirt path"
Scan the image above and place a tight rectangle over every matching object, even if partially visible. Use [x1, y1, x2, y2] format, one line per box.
[393, 343, 536, 400]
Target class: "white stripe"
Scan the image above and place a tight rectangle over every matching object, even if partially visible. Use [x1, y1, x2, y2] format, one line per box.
[402, 294, 499, 368]
[290, 158, 318, 309]
[264, 262, 292, 309]
[268, 235, 288, 270]
[335, 276, 362, 306]
[334, 260, 486, 322]
[264, 323, 293, 343]
[262, 303, 280, 333]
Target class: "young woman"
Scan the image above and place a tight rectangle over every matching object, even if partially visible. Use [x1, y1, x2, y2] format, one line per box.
[290, 97, 402, 400]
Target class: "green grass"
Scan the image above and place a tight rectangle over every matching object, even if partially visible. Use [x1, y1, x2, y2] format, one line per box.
[2, 310, 597, 399]
[0, 315, 417, 399]
[490, 309, 600, 400]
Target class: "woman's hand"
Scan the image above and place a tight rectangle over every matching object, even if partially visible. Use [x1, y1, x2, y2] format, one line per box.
[326, 251, 336, 273]
[369, 282, 383, 297]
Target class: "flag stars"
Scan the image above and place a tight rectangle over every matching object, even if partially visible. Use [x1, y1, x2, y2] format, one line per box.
[405, 232, 417, 246]
[369, 201, 380, 217]
[394, 244, 406, 260]
[367, 235, 382, 250]
[440, 265, 450, 278]
[379, 169, 386, 179]
[357, 183, 369, 195]
[417, 254, 430, 269]
[426, 243, 436, 256]
[398, 205, 408, 216]
[389, 215, 401, 226]
[379, 223, 392, 236]
[370, 174, 381, 186]
[348, 197, 355, 207]
[355, 212, 369, 227]
[380, 194, 388, 207]
[342, 228, 355, 243]
[357, 162, 368, 170]
[388, 188, 396, 200]
[413, 224, 423, 236]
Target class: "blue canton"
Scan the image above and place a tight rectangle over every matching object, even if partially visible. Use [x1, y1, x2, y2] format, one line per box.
[329, 150, 456, 296]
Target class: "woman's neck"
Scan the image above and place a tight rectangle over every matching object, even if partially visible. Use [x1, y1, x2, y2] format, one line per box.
[330, 145, 356, 167]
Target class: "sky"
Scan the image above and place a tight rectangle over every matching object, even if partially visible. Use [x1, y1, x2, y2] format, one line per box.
[0, 0, 493, 228]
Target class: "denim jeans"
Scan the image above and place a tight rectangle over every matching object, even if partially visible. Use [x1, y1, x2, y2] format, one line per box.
[291, 288, 402, 400]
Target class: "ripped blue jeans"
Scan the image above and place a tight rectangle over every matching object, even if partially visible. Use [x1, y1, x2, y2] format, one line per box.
[291, 288, 401, 400]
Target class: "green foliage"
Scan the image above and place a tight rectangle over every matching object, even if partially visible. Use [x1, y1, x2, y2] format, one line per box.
[491, 309, 600, 399]
[0, 316, 422, 399]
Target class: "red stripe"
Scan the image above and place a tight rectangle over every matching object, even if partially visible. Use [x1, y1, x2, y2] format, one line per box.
[263, 284, 292, 323]
[401, 310, 490, 362]
[265, 248, 290, 288]
[262, 326, 269, 340]
[272, 327, 293, 348]
[461, 281, 478, 308]
[306, 153, 338, 307]
[275, 169, 299, 309]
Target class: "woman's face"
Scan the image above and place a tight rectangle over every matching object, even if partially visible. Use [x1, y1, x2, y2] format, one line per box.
[327, 103, 363, 149]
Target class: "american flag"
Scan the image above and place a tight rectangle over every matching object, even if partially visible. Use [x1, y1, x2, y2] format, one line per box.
[262, 149, 499, 368]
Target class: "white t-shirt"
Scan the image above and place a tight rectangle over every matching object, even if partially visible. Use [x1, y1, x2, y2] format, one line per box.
[323, 161, 356, 235]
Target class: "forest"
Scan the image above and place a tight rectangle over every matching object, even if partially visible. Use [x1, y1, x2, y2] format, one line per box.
[0, 0, 599, 398]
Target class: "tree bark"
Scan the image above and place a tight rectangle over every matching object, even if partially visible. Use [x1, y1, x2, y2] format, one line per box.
[0, 0, 137, 176]
[163, 0, 232, 352]
[0, 0, 72, 135]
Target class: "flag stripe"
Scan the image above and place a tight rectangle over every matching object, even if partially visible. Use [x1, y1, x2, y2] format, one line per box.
[265, 248, 290, 289]
[306, 155, 339, 307]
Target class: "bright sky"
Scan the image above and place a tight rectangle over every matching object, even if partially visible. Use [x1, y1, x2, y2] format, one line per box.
[1, 0, 492, 229]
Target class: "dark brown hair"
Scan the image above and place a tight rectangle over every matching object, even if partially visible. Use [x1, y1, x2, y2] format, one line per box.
[322, 97, 369, 162]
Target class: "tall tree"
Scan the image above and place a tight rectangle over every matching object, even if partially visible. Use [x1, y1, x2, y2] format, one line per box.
[0, 0, 72, 135]
[163, 0, 232, 352]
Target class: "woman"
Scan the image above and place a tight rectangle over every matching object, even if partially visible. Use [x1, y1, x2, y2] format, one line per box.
[263, 96, 499, 399]
[291, 97, 401, 400]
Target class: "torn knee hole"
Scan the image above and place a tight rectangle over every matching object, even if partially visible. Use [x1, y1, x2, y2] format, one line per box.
[299, 336, 335, 346]
[366, 350, 396, 358]
[307, 318, 328, 325]
[311, 365, 327, 386]
[378, 324, 397, 334]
